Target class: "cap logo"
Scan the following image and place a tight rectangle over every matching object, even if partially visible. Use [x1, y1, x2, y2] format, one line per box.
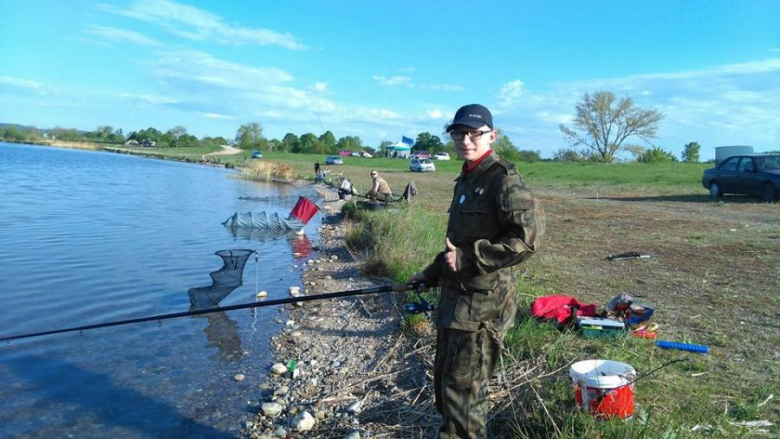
[468, 114, 482, 119]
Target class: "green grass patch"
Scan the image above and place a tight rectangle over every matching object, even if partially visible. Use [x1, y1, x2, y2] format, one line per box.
[341, 196, 776, 437]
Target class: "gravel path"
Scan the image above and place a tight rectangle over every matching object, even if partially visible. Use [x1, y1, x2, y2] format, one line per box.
[246, 185, 438, 439]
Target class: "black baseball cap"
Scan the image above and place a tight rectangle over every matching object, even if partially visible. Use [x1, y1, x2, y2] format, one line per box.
[446, 104, 493, 132]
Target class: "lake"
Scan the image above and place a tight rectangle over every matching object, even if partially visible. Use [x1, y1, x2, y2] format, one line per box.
[0, 142, 320, 438]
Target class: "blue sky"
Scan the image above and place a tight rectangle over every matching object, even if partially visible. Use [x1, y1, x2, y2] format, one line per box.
[1, 0, 779, 160]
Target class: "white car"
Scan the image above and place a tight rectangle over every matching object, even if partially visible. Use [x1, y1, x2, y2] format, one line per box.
[410, 158, 435, 172]
[433, 152, 451, 161]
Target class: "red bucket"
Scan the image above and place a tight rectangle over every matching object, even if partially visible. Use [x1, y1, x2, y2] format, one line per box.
[289, 196, 319, 224]
[569, 360, 636, 419]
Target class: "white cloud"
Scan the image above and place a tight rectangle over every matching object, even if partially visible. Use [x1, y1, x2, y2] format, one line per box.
[496, 58, 780, 158]
[498, 79, 524, 107]
[200, 112, 233, 120]
[428, 109, 443, 119]
[84, 25, 160, 46]
[147, 50, 294, 90]
[118, 93, 178, 105]
[374, 75, 412, 86]
[0, 76, 59, 95]
[102, 0, 304, 49]
[313, 82, 328, 92]
[398, 67, 416, 73]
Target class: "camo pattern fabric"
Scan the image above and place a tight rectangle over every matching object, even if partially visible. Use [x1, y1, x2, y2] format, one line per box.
[422, 150, 545, 333]
[435, 327, 499, 439]
[421, 150, 544, 439]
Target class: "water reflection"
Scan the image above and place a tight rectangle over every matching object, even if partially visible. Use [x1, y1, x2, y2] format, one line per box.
[195, 312, 242, 362]
[290, 234, 313, 259]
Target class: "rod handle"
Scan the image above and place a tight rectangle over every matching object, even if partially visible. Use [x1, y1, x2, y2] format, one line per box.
[655, 340, 708, 354]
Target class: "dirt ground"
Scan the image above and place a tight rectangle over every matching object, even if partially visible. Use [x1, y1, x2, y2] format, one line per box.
[246, 179, 778, 438]
[523, 187, 779, 417]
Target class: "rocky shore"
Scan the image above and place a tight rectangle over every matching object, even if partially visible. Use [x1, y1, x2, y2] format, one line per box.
[246, 185, 440, 439]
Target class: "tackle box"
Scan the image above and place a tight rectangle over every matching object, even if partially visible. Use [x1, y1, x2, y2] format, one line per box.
[576, 317, 627, 339]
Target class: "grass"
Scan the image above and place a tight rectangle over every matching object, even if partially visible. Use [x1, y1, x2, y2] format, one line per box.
[330, 159, 778, 438]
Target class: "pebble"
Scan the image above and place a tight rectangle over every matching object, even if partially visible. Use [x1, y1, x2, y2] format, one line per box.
[290, 331, 302, 338]
[285, 320, 295, 327]
[273, 386, 289, 397]
[292, 411, 316, 431]
[270, 363, 288, 375]
[344, 432, 360, 439]
[273, 427, 287, 437]
[261, 402, 283, 417]
[315, 410, 326, 420]
[346, 400, 362, 414]
[234, 374, 246, 382]
[256, 291, 268, 298]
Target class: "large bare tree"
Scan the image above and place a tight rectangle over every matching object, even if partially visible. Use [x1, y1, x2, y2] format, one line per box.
[559, 91, 664, 163]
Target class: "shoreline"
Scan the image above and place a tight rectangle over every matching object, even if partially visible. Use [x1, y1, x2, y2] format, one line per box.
[246, 185, 438, 438]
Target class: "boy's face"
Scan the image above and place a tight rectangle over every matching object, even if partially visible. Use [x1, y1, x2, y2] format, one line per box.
[450, 124, 496, 162]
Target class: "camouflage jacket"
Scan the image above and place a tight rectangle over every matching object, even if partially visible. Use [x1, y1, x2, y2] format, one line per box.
[422, 151, 545, 332]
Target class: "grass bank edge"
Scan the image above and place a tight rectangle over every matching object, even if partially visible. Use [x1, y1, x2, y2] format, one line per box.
[342, 203, 775, 437]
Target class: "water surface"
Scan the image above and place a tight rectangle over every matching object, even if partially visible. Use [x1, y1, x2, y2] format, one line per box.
[0, 143, 320, 438]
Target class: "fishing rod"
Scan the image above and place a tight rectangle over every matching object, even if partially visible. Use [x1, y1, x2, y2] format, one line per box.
[0, 283, 426, 343]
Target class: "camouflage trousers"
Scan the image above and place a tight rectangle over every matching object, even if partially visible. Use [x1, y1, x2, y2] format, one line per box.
[434, 326, 500, 439]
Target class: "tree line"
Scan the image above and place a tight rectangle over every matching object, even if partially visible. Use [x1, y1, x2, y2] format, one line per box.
[1, 89, 707, 163]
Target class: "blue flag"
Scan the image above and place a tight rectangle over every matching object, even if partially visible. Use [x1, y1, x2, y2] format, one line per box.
[401, 136, 414, 146]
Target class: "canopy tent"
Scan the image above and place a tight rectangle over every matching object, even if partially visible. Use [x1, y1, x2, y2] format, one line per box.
[385, 135, 413, 158]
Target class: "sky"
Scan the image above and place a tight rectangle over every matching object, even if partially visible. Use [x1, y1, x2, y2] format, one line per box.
[1, 0, 779, 160]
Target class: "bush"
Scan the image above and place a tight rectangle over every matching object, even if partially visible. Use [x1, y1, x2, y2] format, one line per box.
[638, 147, 678, 163]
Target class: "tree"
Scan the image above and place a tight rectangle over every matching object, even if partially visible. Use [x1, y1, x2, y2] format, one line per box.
[267, 139, 282, 152]
[167, 125, 188, 139]
[377, 140, 393, 157]
[281, 133, 300, 153]
[337, 135, 363, 152]
[299, 133, 318, 153]
[682, 142, 701, 163]
[492, 129, 520, 161]
[516, 150, 542, 162]
[559, 91, 664, 163]
[553, 148, 583, 162]
[235, 122, 264, 150]
[638, 147, 678, 163]
[318, 131, 336, 151]
[414, 132, 445, 154]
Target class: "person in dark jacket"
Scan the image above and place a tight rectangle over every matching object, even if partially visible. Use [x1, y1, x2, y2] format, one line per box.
[401, 104, 545, 439]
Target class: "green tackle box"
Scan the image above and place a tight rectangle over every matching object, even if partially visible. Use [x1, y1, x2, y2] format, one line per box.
[576, 317, 627, 339]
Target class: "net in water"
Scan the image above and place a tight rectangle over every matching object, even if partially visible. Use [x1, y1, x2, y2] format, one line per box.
[188, 249, 255, 310]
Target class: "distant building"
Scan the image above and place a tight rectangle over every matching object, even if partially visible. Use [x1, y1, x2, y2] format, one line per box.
[124, 139, 140, 146]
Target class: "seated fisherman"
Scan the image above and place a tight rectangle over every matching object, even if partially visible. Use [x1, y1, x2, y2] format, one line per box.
[338, 176, 353, 200]
[366, 170, 392, 202]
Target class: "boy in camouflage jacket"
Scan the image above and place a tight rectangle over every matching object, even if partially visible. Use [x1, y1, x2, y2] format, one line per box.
[404, 104, 544, 439]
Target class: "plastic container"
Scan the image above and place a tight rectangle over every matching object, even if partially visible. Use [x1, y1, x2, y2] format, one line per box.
[569, 360, 637, 419]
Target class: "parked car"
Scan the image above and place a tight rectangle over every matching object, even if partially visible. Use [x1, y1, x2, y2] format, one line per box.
[339, 150, 352, 157]
[251, 150, 263, 159]
[410, 158, 435, 172]
[325, 155, 344, 165]
[433, 152, 451, 161]
[415, 152, 431, 160]
[360, 151, 373, 158]
[702, 154, 780, 202]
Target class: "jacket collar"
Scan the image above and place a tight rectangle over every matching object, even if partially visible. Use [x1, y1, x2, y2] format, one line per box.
[457, 150, 499, 183]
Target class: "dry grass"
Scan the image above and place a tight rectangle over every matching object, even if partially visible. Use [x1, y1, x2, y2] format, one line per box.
[241, 159, 295, 181]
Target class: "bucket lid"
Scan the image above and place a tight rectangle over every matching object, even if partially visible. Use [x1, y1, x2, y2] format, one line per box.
[569, 360, 636, 388]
